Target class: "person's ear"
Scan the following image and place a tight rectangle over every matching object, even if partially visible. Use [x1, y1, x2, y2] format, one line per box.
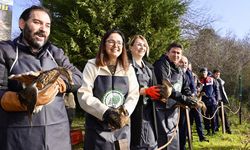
[19, 19, 25, 30]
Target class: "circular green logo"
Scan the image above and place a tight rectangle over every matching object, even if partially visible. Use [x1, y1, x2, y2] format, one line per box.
[103, 90, 124, 108]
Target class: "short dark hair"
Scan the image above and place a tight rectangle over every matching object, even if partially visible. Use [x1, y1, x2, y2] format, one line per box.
[166, 42, 183, 52]
[19, 5, 52, 21]
[200, 67, 208, 72]
[213, 69, 220, 74]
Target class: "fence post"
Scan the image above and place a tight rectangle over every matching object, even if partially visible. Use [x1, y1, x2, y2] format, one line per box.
[185, 106, 193, 150]
[239, 75, 242, 125]
[221, 101, 225, 134]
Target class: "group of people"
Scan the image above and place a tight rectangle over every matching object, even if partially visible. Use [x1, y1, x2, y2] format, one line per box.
[199, 68, 232, 136]
[0, 5, 231, 150]
[177, 56, 232, 149]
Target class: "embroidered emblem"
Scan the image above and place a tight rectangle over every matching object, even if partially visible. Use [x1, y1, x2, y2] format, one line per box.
[103, 90, 124, 108]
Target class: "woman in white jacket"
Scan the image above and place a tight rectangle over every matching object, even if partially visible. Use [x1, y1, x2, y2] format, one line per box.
[77, 29, 139, 150]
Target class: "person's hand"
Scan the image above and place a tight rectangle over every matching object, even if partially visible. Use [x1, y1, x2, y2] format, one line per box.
[1, 77, 65, 109]
[185, 96, 198, 107]
[103, 108, 121, 130]
[189, 92, 207, 113]
[19, 77, 66, 106]
[103, 106, 129, 130]
[145, 86, 161, 100]
[35, 80, 61, 106]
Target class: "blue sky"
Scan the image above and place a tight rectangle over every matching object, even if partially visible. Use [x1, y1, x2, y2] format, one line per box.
[193, 0, 250, 39]
[11, 0, 40, 38]
[10, 0, 250, 40]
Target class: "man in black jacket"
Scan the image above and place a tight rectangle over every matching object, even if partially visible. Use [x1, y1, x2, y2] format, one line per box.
[154, 43, 198, 149]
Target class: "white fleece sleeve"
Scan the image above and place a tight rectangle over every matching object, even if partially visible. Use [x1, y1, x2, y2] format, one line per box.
[77, 61, 109, 120]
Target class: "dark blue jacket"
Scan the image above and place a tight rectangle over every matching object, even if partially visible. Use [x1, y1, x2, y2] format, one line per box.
[185, 69, 197, 95]
[154, 54, 192, 108]
[200, 76, 219, 106]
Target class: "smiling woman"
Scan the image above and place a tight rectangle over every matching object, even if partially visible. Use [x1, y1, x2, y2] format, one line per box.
[77, 29, 140, 150]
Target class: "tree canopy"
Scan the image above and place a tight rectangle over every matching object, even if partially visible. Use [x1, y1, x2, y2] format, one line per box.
[41, 0, 250, 99]
[42, 0, 187, 70]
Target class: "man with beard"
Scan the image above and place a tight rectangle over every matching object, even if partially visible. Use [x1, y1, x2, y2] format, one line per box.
[0, 6, 83, 150]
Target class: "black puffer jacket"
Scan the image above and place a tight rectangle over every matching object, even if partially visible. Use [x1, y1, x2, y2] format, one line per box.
[154, 54, 192, 108]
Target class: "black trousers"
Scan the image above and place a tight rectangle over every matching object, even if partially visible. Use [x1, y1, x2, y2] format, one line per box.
[204, 105, 216, 133]
[215, 102, 231, 131]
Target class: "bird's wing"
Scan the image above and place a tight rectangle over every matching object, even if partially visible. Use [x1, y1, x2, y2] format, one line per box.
[9, 71, 40, 86]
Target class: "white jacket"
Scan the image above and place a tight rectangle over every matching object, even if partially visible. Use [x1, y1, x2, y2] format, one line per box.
[77, 59, 139, 120]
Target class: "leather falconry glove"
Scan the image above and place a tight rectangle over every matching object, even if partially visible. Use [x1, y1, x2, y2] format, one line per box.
[1, 67, 72, 120]
[145, 86, 161, 100]
[0, 81, 61, 111]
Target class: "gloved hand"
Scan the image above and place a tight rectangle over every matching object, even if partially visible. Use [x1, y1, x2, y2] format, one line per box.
[9, 69, 68, 93]
[36, 78, 66, 105]
[103, 108, 121, 130]
[185, 96, 198, 107]
[1, 77, 66, 112]
[145, 86, 161, 100]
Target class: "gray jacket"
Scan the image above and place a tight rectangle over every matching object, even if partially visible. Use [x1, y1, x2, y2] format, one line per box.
[0, 35, 83, 150]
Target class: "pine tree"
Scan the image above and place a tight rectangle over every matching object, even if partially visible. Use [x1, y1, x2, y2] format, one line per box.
[42, 0, 187, 69]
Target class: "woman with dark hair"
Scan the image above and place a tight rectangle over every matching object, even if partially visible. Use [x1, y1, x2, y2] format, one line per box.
[77, 29, 139, 149]
[128, 35, 160, 150]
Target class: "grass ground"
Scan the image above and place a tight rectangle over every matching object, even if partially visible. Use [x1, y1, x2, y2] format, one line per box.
[71, 103, 250, 150]
[191, 114, 250, 150]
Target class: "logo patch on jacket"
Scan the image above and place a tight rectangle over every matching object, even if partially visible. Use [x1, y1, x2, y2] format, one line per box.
[102, 90, 124, 108]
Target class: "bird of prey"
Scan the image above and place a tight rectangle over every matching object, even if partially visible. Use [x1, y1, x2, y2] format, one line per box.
[9, 67, 73, 121]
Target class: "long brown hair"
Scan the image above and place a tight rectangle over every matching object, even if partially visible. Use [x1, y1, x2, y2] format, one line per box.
[96, 29, 129, 71]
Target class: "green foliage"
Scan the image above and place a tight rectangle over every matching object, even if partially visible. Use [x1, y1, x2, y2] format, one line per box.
[42, 0, 187, 69]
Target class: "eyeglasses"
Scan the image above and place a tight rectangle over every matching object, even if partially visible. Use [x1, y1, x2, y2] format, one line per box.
[106, 40, 123, 46]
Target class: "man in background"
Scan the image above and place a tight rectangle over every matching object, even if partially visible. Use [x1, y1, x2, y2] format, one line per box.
[213, 69, 232, 134]
[199, 67, 219, 136]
